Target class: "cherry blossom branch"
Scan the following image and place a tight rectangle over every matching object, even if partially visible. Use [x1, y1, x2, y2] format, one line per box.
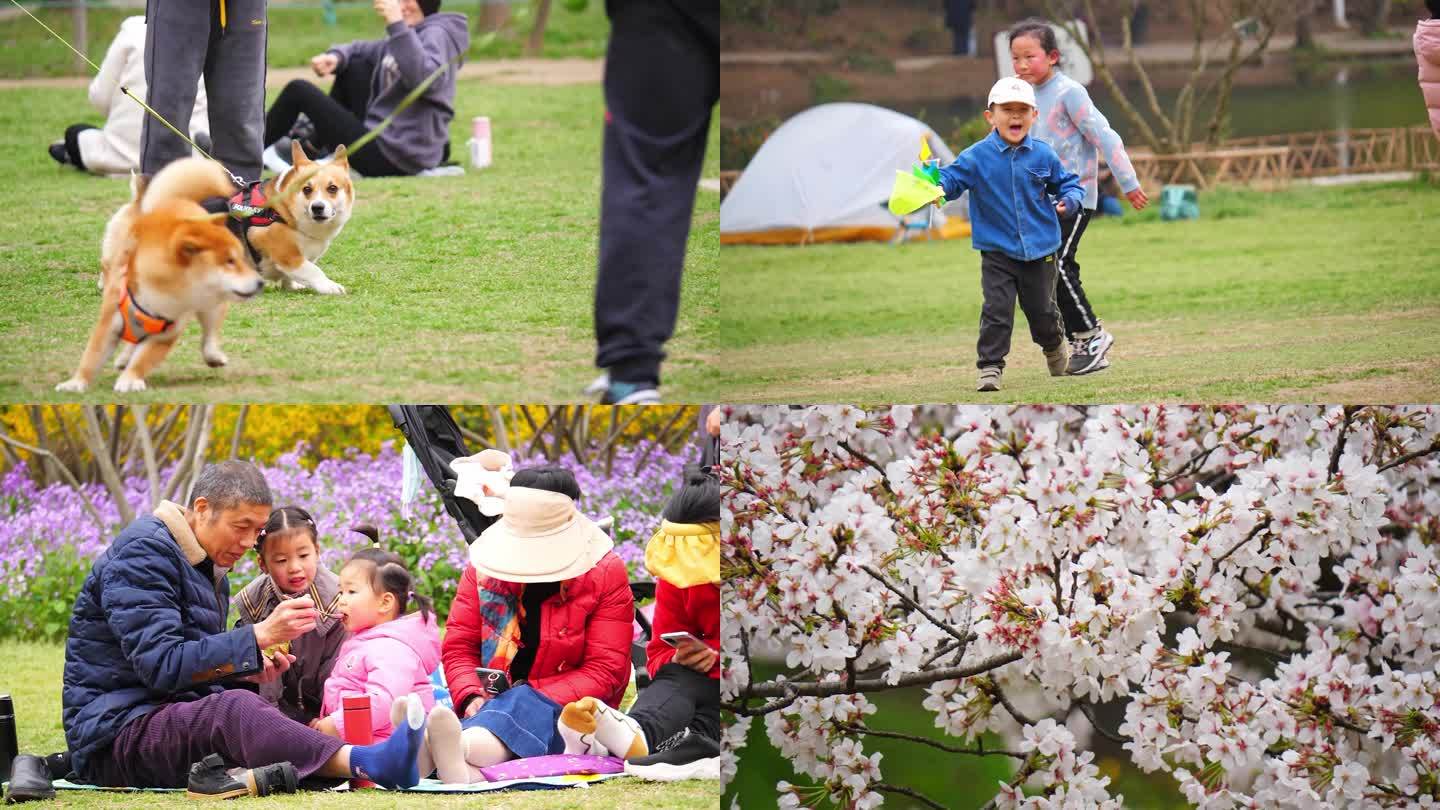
[1075, 700, 1131, 745]
[1213, 522, 1270, 567]
[1376, 437, 1440, 473]
[1328, 405, 1364, 481]
[733, 650, 1023, 704]
[874, 783, 946, 810]
[837, 440, 894, 494]
[990, 684, 1038, 727]
[1157, 423, 1265, 486]
[859, 563, 973, 648]
[836, 722, 1027, 760]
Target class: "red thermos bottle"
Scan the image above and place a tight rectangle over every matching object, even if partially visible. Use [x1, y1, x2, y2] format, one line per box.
[342, 695, 376, 788]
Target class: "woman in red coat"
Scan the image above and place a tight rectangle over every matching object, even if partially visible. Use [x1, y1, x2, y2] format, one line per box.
[425, 466, 636, 783]
[557, 467, 720, 780]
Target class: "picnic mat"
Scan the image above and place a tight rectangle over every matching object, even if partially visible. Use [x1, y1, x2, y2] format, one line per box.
[53, 774, 627, 794]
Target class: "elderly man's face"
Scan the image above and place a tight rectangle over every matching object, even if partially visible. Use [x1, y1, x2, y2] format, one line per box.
[192, 498, 271, 568]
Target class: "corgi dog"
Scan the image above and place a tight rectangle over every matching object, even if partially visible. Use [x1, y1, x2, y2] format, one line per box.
[57, 158, 261, 393]
[234, 141, 355, 295]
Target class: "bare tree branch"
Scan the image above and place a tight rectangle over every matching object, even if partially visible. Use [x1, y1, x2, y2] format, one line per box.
[487, 406, 510, 453]
[837, 722, 1027, 759]
[81, 406, 134, 526]
[860, 563, 972, 648]
[739, 650, 1023, 703]
[1376, 438, 1440, 473]
[132, 405, 162, 510]
[229, 404, 249, 461]
[0, 428, 108, 530]
[874, 783, 947, 810]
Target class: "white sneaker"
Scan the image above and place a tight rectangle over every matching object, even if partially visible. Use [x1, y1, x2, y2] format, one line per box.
[261, 144, 291, 175]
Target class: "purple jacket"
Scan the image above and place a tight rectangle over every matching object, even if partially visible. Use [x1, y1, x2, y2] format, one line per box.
[321, 611, 441, 740]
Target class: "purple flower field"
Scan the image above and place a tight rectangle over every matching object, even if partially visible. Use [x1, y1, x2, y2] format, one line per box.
[0, 440, 694, 639]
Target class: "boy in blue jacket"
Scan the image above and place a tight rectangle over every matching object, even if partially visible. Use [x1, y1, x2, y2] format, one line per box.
[937, 77, 1085, 392]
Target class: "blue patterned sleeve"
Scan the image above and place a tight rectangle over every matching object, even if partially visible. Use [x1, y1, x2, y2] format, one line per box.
[1061, 85, 1141, 193]
[937, 150, 976, 202]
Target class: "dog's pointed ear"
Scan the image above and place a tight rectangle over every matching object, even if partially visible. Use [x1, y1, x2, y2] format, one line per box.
[331, 143, 348, 168]
[291, 139, 309, 166]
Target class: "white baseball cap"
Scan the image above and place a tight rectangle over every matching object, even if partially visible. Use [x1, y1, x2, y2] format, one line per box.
[988, 76, 1037, 109]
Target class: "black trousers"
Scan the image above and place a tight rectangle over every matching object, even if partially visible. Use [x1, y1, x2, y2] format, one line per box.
[63, 123, 99, 169]
[629, 663, 720, 747]
[262, 56, 404, 177]
[977, 250, 1064, 370]
[1054, 207, 1100, 339]
[141, 0, 266, 181]
[593, 0, 718, 387]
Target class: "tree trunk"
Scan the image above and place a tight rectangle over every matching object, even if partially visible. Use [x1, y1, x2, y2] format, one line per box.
[1361, 0, 1391, 36]
[71, 0, 87, 74]
[477, 0, 511, 33]
[527, 0, 552, 57]
[1295, 0, 1318, 49]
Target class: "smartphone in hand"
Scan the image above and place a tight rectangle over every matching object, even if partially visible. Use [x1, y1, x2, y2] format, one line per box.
[660, 631, 703, 648]
[475, 667, 511, 695]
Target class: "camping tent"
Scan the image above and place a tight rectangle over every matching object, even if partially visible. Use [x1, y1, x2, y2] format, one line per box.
[720, 103, 972, 245]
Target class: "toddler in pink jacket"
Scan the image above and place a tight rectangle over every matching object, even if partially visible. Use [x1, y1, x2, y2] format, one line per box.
[312, 547, 442, 741]
[1419, 0, 1440, 138]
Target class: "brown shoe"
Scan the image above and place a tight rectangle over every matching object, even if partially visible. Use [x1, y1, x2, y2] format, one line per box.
[1044, 342, 1069, 376]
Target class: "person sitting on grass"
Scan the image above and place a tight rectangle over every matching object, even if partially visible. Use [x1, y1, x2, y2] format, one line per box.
[232, 507, 351, 725]
[932, 76, 1084, 393]
[48, 16, 210, 176]
[429, 465, 635, 783]
[261, 0, 467, 176]
[557, 466, 722, 780]
[62, 461, 430, 797]
[310, 544, 441, 741]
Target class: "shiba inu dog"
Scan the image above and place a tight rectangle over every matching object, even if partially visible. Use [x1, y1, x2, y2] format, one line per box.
[232, 141, 355, 295]
[57, 158, 260, 393]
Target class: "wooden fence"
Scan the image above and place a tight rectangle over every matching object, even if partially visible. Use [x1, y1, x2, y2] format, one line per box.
[1130, 126, 1440, 190]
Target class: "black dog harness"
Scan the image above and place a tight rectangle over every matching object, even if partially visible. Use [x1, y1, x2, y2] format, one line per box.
[203, 177, 288, 267]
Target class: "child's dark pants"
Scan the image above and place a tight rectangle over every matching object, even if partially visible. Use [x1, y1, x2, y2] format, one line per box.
[977, 250, 1065, 370]
[629, 663, 720, 747]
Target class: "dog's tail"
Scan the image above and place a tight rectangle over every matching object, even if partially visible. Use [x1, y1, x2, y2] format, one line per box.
[139, 158, 234, 214]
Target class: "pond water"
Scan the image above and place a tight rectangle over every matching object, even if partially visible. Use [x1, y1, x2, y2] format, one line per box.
[893, 60, 1428, 148]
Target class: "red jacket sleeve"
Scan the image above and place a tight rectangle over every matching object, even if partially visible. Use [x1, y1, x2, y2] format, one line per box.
[646, 581, 721, 679]
[441, 565, 487, 712]
[529, 556, 634, 706]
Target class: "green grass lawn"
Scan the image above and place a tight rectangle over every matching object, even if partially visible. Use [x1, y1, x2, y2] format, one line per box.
[0, 1, 609, 79]
[713, 180, 1440, 403]
[0, 641, 716, 808]
[0, 78, 718, 402]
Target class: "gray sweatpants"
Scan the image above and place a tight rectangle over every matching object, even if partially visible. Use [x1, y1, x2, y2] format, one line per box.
[977, 250, 1065, 371]
[141, 0, 267, 182]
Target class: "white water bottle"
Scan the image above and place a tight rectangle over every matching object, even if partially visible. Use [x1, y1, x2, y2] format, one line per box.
[467, 116, 492, 169]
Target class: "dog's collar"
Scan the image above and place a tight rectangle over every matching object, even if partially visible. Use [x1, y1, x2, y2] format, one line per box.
[118, 287, 176, 344]
[228, 180, 286, 228]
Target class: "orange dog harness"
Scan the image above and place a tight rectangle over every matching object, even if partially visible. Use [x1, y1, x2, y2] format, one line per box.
[117, 287, 176, 344]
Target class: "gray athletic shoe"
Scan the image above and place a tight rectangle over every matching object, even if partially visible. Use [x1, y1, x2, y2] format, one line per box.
[1067, 328, 1115, 375]
[976, 366, 1002, 392]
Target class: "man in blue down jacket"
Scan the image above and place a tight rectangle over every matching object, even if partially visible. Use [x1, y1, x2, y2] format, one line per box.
[62, 462, 339, 793]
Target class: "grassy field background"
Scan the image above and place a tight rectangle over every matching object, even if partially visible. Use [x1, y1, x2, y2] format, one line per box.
[714, 179, 1440, 403]
[0, 641, 717, 808]
[0, 77, 718, 402]
[0, 0, 610, 78]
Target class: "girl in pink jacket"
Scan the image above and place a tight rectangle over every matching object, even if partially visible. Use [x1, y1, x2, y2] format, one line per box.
[1418, 0, 1440, 138]
[312, 548, 442, 742]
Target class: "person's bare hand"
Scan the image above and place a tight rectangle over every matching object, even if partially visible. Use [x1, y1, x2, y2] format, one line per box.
[311, 53, 339, 77]
[255, 596, 317, 649]
[1126, 187, 1150, 211]
[463, 695, 486, 718]
[373, 0, 403, 24]
[1055, 200, 1068, 217]
[706, 407, 722, 437]
[674, 638, 718, 673]
[242, 652, 294, 684]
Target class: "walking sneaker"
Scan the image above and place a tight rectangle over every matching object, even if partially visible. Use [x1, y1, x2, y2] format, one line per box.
[624, 729, 722, 781]
[48, 142, 69, 165]
[261, 141, 292, 174]
[43, 750, 72, 781]
[185, 754, 298, 800]
[1066, 327, 1114, 375]
[602, 382, 661, 404]
[976, 366, 1002, 392]
[1044, 342, 1070, 377]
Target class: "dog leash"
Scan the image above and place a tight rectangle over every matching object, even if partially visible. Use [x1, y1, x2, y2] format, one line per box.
[7, 0, 246, 188]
